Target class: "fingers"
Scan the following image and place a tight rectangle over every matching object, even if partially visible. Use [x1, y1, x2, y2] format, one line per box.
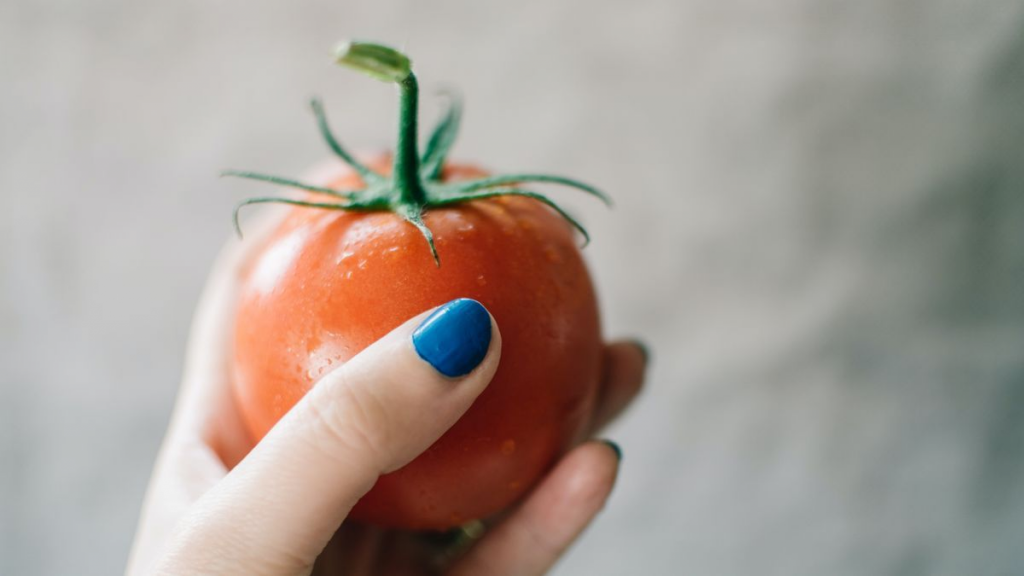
[152, 299, 501, 575]
[125, 210, 289, 576]
[440, 341, 642, 576]
[173, 205, 288, 454]
[448, 441, 621, 576]
[589, 341, 647, 433]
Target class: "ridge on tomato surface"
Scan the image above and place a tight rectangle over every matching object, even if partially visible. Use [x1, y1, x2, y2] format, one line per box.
[225, 40, 610, 265]
[226, 40, 609, 531]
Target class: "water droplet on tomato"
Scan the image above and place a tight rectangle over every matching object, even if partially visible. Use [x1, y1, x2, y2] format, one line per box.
[335, 250, 355, 265]
[544, 245, 562, 264]
[500, 439, 516, 455]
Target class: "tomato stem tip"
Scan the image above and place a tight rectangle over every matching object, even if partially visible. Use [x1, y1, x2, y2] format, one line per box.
[334, 41, 411, 83]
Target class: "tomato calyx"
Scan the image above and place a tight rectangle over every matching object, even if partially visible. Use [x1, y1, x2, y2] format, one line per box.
[224, 41, 611, 266]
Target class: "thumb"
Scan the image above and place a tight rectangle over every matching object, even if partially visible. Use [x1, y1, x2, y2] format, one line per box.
[154, 299, 500, 575]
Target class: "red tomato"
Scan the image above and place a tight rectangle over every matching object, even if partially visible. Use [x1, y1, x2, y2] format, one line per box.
[227, 40, 609, 530]
[231, 157, 603, 529]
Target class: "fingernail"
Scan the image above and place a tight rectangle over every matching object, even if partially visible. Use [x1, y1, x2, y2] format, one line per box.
[632, 340, 650, 364]
[413, 298, 492, 377]
[601, 439, 623, 461]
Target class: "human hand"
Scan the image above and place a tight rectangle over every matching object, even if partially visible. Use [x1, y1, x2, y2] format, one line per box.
[126, 209, 647, 576]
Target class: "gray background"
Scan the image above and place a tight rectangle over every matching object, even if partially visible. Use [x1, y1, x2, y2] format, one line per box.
[3, 1, 1024, 574]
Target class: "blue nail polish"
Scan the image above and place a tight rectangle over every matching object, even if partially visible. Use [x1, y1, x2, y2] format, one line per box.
[412, 298, 492, 377]
[601, 439, 623, 461]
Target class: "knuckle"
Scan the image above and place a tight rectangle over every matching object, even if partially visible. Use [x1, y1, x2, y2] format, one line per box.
[300, 375, 393, 469]
[515, 517, 564, 559]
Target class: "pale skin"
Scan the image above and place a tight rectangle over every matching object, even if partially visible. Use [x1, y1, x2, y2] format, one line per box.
[126, 208, 647, 575]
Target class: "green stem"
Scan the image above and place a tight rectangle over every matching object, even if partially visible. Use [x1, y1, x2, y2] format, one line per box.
[335, 41, 425, 206]
[393, 73, 425, 205]
[230, 40, 612, 265]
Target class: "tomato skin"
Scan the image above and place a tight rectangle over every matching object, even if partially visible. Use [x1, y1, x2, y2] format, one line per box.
[231, 158, 602, 530]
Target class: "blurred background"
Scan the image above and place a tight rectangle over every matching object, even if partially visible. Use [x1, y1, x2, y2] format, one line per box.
[3, 0, 1024, 574]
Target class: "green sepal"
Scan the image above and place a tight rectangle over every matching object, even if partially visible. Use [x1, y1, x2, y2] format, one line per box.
[420, 91, 462, 181]
[394, 204, 440, 266]
[455, 173, 612, 206]
[222, 170, 355, 199]
[228, 40, 610, 265]
[429, 187, 591, 246]
[309, 98, 383, 184]
[232, 197, 351, 238]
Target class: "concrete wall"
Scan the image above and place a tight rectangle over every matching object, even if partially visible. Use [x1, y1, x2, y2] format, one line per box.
[3, 1, 1024, 574]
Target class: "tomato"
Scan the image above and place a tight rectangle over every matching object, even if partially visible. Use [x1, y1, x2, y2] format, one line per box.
[227, 41, 608, 530]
